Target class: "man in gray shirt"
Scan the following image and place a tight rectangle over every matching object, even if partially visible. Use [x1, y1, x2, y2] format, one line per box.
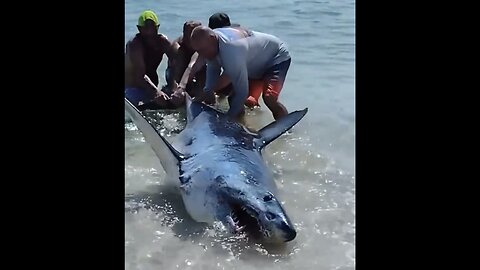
[190, 25, 291, 120]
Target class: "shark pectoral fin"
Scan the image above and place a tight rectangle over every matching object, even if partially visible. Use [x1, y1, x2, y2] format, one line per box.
[254, 108, 308, 150]
[125, 98, 185, 175]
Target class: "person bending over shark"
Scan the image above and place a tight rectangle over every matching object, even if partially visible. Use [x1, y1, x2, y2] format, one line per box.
[169, 13, 240, 106]
[190, 25, 291, 120]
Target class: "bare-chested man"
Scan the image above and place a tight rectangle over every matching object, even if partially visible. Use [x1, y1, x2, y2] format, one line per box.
[167, 20, 215, 107]
[125, 10, 177, 110]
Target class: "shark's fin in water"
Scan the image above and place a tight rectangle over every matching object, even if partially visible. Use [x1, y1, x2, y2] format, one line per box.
[125, 98, 185, 176]
[185, 92, 224, 122]
[254, 108, 308, 150]
[185, 93, 201, 123]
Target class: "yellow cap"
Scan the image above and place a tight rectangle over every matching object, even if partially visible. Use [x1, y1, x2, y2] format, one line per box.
[138, 10, 159, 27]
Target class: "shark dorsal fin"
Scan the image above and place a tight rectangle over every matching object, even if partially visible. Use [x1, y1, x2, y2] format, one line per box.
[254, 108, 308, 150]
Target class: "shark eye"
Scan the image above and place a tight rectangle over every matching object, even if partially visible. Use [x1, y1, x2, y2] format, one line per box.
[263, 194, 273, 202]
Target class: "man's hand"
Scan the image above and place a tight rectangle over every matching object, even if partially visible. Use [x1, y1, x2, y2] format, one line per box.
[171, 87, 185, 99]
[168, 85, 186, 107]
[154, 89, 171, 101]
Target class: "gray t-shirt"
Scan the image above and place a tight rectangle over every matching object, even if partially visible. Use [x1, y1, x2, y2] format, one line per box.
[205, 28, 290, 116]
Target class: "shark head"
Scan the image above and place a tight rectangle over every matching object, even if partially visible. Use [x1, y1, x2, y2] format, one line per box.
[211, 176, 297, 243]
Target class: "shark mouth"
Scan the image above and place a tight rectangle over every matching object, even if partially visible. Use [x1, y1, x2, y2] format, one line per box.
[227, 202, 270, 239]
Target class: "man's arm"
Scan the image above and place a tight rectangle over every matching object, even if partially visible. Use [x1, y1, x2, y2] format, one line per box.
[177, 52, 206, 90]
[225, 64, 248, 118]
[222, 44, 249, 118]
[160, 35, 178, 87]
[171, 40, 188, 84]
[187, 54, 206, 82]
[191, 57, 221, 103]
[204, 59, 222, 93]
[167, 40, 180, 84]
[128, 41, 161, 97]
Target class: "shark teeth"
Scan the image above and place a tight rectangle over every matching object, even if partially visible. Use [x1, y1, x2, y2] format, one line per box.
[241, 206, 256, 217]
[227, 206, 269, 237]
[232, 213, 239, 222]
[226, 215, 237, 232]
[226, 214, 245, 234]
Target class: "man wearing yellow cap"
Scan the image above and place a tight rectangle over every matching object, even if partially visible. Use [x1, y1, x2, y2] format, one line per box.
[125, 10, 177, 109]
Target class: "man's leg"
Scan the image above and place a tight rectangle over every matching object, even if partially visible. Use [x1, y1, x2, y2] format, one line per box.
[245, 79, 263, 108]
[262, 58, 291, 120]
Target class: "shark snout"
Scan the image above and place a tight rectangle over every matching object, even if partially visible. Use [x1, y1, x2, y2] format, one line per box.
[263, 211, 297, 242]
[280, 221, 297, 242]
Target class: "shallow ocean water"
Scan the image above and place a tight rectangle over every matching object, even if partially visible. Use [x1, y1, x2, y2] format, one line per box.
[125, 0, 355, 269]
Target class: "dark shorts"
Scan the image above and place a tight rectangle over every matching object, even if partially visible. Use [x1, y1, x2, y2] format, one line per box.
[247, 58, 291, 105]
